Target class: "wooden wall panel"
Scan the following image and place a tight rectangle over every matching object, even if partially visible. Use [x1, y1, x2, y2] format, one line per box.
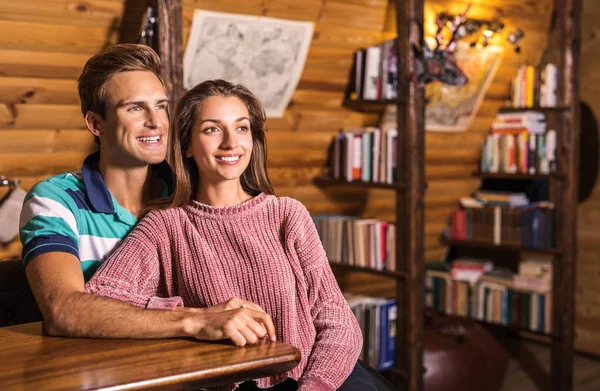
[0, 0, 566, 337]
[0, 0, 125, 29]
[0, 20, 116, 54]
[575, 0, 600, 355]
[0, 77, 79, 105]
[0, 50, 89, 80]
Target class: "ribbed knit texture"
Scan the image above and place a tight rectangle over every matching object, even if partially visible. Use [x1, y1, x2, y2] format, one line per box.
[85, 193, 362, 391]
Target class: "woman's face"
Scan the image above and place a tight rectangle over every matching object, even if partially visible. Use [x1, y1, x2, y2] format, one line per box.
[187, 95, 253, 184]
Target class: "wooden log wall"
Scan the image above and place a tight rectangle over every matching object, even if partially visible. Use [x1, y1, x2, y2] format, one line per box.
[12, 0, 600, 356]
[0, 0, 551, 283]
[574, 0, 600, 356]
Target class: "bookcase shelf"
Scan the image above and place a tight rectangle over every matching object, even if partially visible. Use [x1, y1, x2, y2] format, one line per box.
[316, 0, 426, 388]
[342, 98, 406, 112]
[473, 171, 562, 180]
[428, 310, 557, 339]
[313, 177, 406, 190]
[329, 263, 408, 280]
[453, 4, 580, 387]
[498, 106, 569, 113]
[443, 238, 561, 255]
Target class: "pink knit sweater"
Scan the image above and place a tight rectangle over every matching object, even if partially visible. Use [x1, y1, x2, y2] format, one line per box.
[85, 193, 362, 391]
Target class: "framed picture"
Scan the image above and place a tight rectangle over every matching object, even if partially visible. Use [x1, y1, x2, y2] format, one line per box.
[183, 10, 314, 118]
[425, 44, 503, 132]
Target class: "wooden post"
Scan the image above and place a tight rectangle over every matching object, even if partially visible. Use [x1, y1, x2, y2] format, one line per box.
[552, 0, 580, 389]
[396, 0, 425, 389]
[157, 0, 184, 116]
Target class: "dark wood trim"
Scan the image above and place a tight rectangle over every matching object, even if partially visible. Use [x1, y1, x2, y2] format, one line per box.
[473, 171, 562, 180]
[342, 98, 407, 112]
[498, 106, 569, 113]
[313, 177, 407, 190]
[397, 0, 425, 389]
[443, 238, 561, 254]
[551, 0, 580, 389]
[329, 263, 408, 280]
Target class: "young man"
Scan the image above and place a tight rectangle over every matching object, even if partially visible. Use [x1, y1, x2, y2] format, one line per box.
[19, 44, 275, 345]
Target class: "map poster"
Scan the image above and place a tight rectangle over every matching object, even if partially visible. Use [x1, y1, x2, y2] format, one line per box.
[183, 10, 314, 118]
[425, 44, 503, 132]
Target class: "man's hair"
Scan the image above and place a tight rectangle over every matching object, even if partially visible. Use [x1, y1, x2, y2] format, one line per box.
[77, 44, 163, 120]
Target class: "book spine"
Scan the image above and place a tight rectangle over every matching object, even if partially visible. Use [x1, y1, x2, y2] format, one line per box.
[352, 135, 362, 180]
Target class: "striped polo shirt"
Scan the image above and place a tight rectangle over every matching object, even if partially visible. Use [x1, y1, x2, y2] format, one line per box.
[19, 151, 173, 281]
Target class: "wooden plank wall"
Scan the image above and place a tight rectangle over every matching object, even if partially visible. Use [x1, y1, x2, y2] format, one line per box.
[0, 0, 550, 282]
[14, 1, 600, 352]
[574, 0, 600, 356]
[0, 0, 123, 258]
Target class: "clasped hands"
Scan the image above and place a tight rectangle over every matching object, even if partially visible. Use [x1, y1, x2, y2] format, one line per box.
[175, 298, 277, 347]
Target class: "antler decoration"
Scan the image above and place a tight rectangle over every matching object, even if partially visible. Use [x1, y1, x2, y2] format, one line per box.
[446, 3, 472, 53]
[413, 3, 472, 87]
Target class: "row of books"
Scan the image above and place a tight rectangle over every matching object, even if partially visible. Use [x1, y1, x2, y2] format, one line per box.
[348, 38, 398, 100]
[480, 130, 557, 174]
[345, 293, 396, 371]
[448, 258, 552, 290]
[511, 64, 558, 108]
[312, 215, 397, 272]
[327, 127, 398, 184]
[448, 201, 555, 249]
[491, 111, 546, 133]
[426, 258, 553, 334]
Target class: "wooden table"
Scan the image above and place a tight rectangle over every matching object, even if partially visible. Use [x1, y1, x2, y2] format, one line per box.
[0, 322, 301, 390]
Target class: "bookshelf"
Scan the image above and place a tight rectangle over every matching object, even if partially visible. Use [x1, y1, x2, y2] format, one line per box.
[312, 177, 407, 190]
[447, 0, 580, 389]
[472, 171, 561, 180]
[498, 106, 569, 114]
[329, 263, 408, 280]
[313, 0, 425, 390]
[342, 98, 407, 112]
[443, 238, 561, 255]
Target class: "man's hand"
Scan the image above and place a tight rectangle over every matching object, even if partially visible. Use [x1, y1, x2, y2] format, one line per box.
[202, 297, 267, 314]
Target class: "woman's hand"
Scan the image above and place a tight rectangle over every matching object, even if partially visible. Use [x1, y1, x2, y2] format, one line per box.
[175, 298, 277, 346]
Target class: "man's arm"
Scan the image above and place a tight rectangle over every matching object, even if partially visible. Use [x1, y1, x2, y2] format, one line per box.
[27, 252, 276, 344]
[26, 252, 189, 338]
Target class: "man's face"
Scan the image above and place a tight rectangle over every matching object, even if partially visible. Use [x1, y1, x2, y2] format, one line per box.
[94, 70, 169, 167]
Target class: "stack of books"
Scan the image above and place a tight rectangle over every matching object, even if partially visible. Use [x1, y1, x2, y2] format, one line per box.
[312, 215, 397, 271]
[345, 293, 397, 371]
[481, 111, 557, 174]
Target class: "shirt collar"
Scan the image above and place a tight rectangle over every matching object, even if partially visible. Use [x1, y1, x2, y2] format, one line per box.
[81, 151, 174, 214]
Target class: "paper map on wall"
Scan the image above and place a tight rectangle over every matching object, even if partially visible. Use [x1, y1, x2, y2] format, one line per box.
[184, 10, 314, 118]
[425, 44, 503, 132]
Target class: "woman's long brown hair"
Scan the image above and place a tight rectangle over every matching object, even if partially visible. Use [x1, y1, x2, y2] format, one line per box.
[152, 79, 275, 210]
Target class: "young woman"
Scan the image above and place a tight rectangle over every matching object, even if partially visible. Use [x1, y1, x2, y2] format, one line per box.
[85, 80, 365, 391]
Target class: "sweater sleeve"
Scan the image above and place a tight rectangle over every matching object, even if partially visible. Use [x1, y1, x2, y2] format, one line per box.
[85, 212, 183, 310]
[288, 200, 363, 391]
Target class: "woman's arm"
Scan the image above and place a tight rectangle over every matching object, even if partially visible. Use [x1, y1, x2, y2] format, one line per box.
[85, 212, 277, 345]
[85, 213, 183, 310]
[289, 202, 363, 391]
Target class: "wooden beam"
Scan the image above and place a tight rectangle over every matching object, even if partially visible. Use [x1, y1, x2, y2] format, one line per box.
[397, 0, 425, 389]
[552, 0, 581, 388]
[157, 0, 184, 117]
